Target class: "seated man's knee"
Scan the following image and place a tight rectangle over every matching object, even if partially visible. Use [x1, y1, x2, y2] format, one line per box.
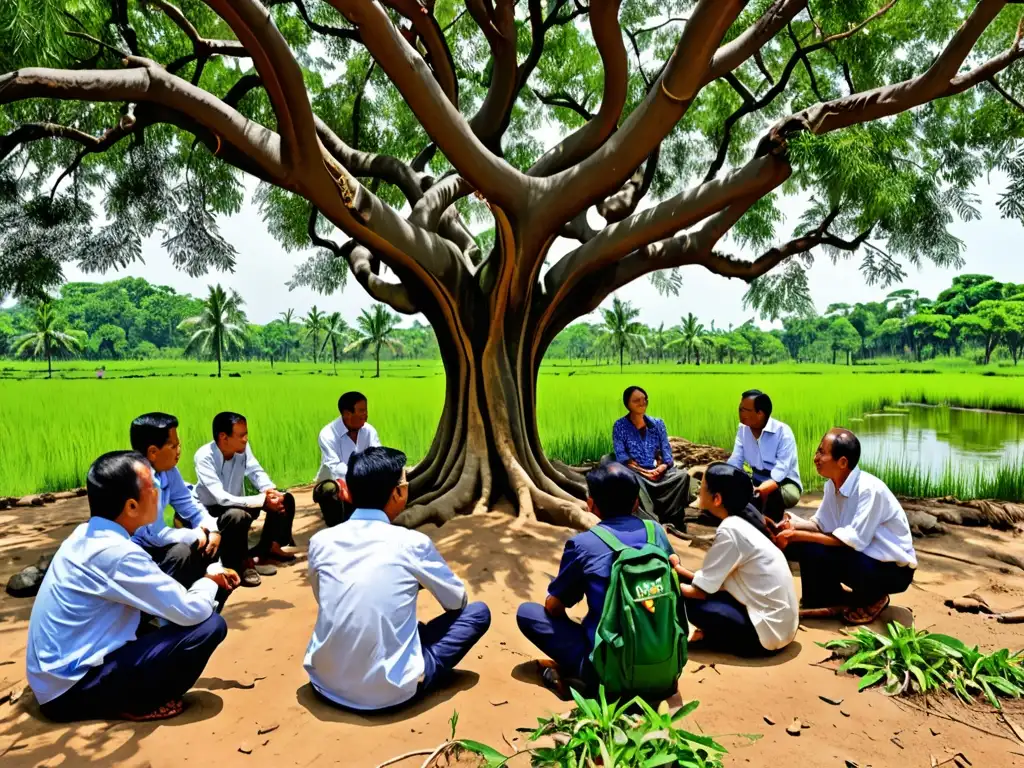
[465, 601, 491, 632]
[219, 508, 251, 530]
[516, 602, 547, 632]
[198, 613, 228, 645]
[282, 492, 296, 512]
[313, 481, 337, 504]
[166, 542, 195, 567]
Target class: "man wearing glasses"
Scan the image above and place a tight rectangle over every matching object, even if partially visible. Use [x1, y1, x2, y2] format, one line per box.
[727, 389, 802, 523]
[303, 447, 491, 711]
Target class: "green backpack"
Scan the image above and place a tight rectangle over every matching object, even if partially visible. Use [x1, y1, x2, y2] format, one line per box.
[588, 521, 688, 699]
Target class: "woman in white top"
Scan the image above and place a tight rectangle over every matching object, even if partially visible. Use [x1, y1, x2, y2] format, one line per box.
[670, 463, 799, 655]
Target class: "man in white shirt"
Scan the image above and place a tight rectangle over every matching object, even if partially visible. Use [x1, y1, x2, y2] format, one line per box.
[727, 390, 802, 523]
[312, 391, 381, 527]
[304, 447, 490, 711]
[774, 428, 916, 625]
[27, 451, 238, 723]
[193, 412, 296, 587]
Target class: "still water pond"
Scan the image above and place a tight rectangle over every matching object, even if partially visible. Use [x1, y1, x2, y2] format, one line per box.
[854, 404, 1024, 480]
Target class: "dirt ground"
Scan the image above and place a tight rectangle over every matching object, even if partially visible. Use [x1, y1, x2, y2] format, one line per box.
[2, 491, 1024, 768]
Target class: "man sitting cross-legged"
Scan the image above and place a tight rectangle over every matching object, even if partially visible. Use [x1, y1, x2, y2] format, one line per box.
[304, 447, 491, 711]
[517, 462, 686, 699]
[27, 451, 237, 723]
[193, 411, 297, 588]
[773, 428, 917, 625]
[130, 413, 230, 590]
[312, 391, 380, 527]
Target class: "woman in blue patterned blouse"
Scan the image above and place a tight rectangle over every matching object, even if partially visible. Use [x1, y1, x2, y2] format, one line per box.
[610, 386, 691, 531]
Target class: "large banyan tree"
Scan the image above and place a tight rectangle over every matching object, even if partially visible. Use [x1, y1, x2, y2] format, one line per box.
[2, 1, 1024, 527]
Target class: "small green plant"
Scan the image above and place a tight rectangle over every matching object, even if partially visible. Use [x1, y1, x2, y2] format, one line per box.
[456, 687, 726, 767]
[821, 623, 1024, 709]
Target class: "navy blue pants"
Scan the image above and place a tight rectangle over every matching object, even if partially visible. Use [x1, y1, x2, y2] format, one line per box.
[40, 614, 228, 722]
[516, 602, 597, 687]
[418, 602, 492, 695]
[791, 543, 915, 609]
[683, 592, 766, 656]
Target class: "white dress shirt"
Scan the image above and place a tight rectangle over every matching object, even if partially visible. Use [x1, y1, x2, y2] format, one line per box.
[314, 419, 381, 484]
[727, 417, 802, 491]
[812, 468, 917, 567]
[193, 441, 275, 509]
[692, 515, 799, 651]
[303, 508, 468, 710]
[27, 517, 219, 704]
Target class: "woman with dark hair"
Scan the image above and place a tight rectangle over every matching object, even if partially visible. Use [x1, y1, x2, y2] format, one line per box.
[669, 463, 798, 656]
[611, 386, 691, 530]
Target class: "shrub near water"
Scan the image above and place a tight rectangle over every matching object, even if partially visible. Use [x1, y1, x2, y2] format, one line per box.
[1, 361, 1023, 497]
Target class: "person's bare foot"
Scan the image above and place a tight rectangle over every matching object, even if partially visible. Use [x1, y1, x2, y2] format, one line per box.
[263, 543, 296, 563]
[843, 595, 890, 625]
[689, 628, 705, 643]
[120, 699, 184, 721]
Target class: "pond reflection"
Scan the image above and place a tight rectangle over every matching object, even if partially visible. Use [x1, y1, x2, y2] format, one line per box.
[854, 404, 1024, 480]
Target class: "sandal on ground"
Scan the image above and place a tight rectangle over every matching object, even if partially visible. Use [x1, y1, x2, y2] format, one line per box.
[120, 699, 185, 721]
[843, 596, 890, 626]
[240, 567, 262, 587]
[254, 563, 277, 576]
[262, 545, 296, 563]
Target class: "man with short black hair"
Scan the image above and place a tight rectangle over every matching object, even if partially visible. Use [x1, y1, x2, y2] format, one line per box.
[304, 447, 490, 711]
[774, 428, 917, 625]
[312, 391, 381, 527]
[27, 451, 235, 723]
[130, 413, 229, 588]
[193, 411, 296, 588]
[727, 389, 802, 523]
[516, 462, 676, 696]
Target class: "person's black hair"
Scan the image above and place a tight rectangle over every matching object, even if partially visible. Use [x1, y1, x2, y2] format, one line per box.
[130, 412, 178, 454]
[212, 411, 246, 441]
[346, 446, 407, 510]
[622, 385, 648, 410]
[338, 391, 367, 414]
[704, 462, 771, 539]
[830, 429, 861, 469]
[741, 389, 773, 420]
[87, 450, 149, 521]
[586, 462, 640, 518]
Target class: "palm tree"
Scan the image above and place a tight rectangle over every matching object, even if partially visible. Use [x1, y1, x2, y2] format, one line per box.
[279, 308, 297, 362]
[178, 285, 246, 377]
[320, 312, 350, 374]
[668, 312, 710, 365]
[14, 302, 84, 379]
[345, 304, 403, 378]
[596, 297, 646, 373]
[303, 306, 327, 364]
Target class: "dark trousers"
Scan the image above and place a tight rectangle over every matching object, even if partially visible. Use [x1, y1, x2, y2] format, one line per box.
[516, 602, 597, 688]
[419, 602, 492, 696]
[790, 543, 915, 609]
[206, 492, 295, 572]
[40, 614, 227, 722]
[683, 593, 767, 656]
[313, 481, 351, 528]
[144, 543, 230, 612]
[753, 478, 802, 524]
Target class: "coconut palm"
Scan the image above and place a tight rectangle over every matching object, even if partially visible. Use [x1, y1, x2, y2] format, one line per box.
[596, 297, 647, 373]
[13, 301, 84, 379]
[178, 284, 246, 377]
[279, 308, 297, 362]
[668, 312, 710, 365]
[320, 312, 350, 374]
[345, 304, 403, 378]
[303, 305, 327, 364]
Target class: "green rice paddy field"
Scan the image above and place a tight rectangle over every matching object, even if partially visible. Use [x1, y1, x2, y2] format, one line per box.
[1, 359, 1023, 500]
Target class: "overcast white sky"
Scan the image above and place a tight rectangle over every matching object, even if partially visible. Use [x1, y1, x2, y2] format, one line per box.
[61, 172, 1024, 330]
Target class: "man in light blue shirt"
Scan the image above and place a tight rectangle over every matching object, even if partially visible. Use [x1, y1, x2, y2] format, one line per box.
[304, 447, 491, 711]
[727, 390, 802, 523]
[27, 451, 237, 722]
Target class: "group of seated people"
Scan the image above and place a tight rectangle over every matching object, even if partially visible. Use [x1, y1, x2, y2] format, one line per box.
[25, 387, 917, 722]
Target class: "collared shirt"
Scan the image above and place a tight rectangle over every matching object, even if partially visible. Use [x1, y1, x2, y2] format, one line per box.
[691, 515, 799, 651]
[548, 516, 674, 645]
[132, 467, 218, 548]
[812, 468, 917, 567]
[612, 415, 674, 471]
[314, 419, 381, 484]
[193, 441, 275, 509]
[27, 517, 219, 704]
[727, 417, 802, 491]
[303, 508, 467, 710]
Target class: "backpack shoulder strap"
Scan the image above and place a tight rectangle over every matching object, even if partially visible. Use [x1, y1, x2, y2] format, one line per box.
[590, 524, 628, 554]
[643, 520, 657, 546]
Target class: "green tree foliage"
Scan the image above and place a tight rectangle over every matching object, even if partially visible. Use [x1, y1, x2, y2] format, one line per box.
[302, 305, 327, 364]
[667, 313, 710, 365]
[596, 297, 646, 372]
[321, 311, 350, 374]
[179, 284, 247, 377]
[12, 300, 83, 377]
[345, 303, 403, 378]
